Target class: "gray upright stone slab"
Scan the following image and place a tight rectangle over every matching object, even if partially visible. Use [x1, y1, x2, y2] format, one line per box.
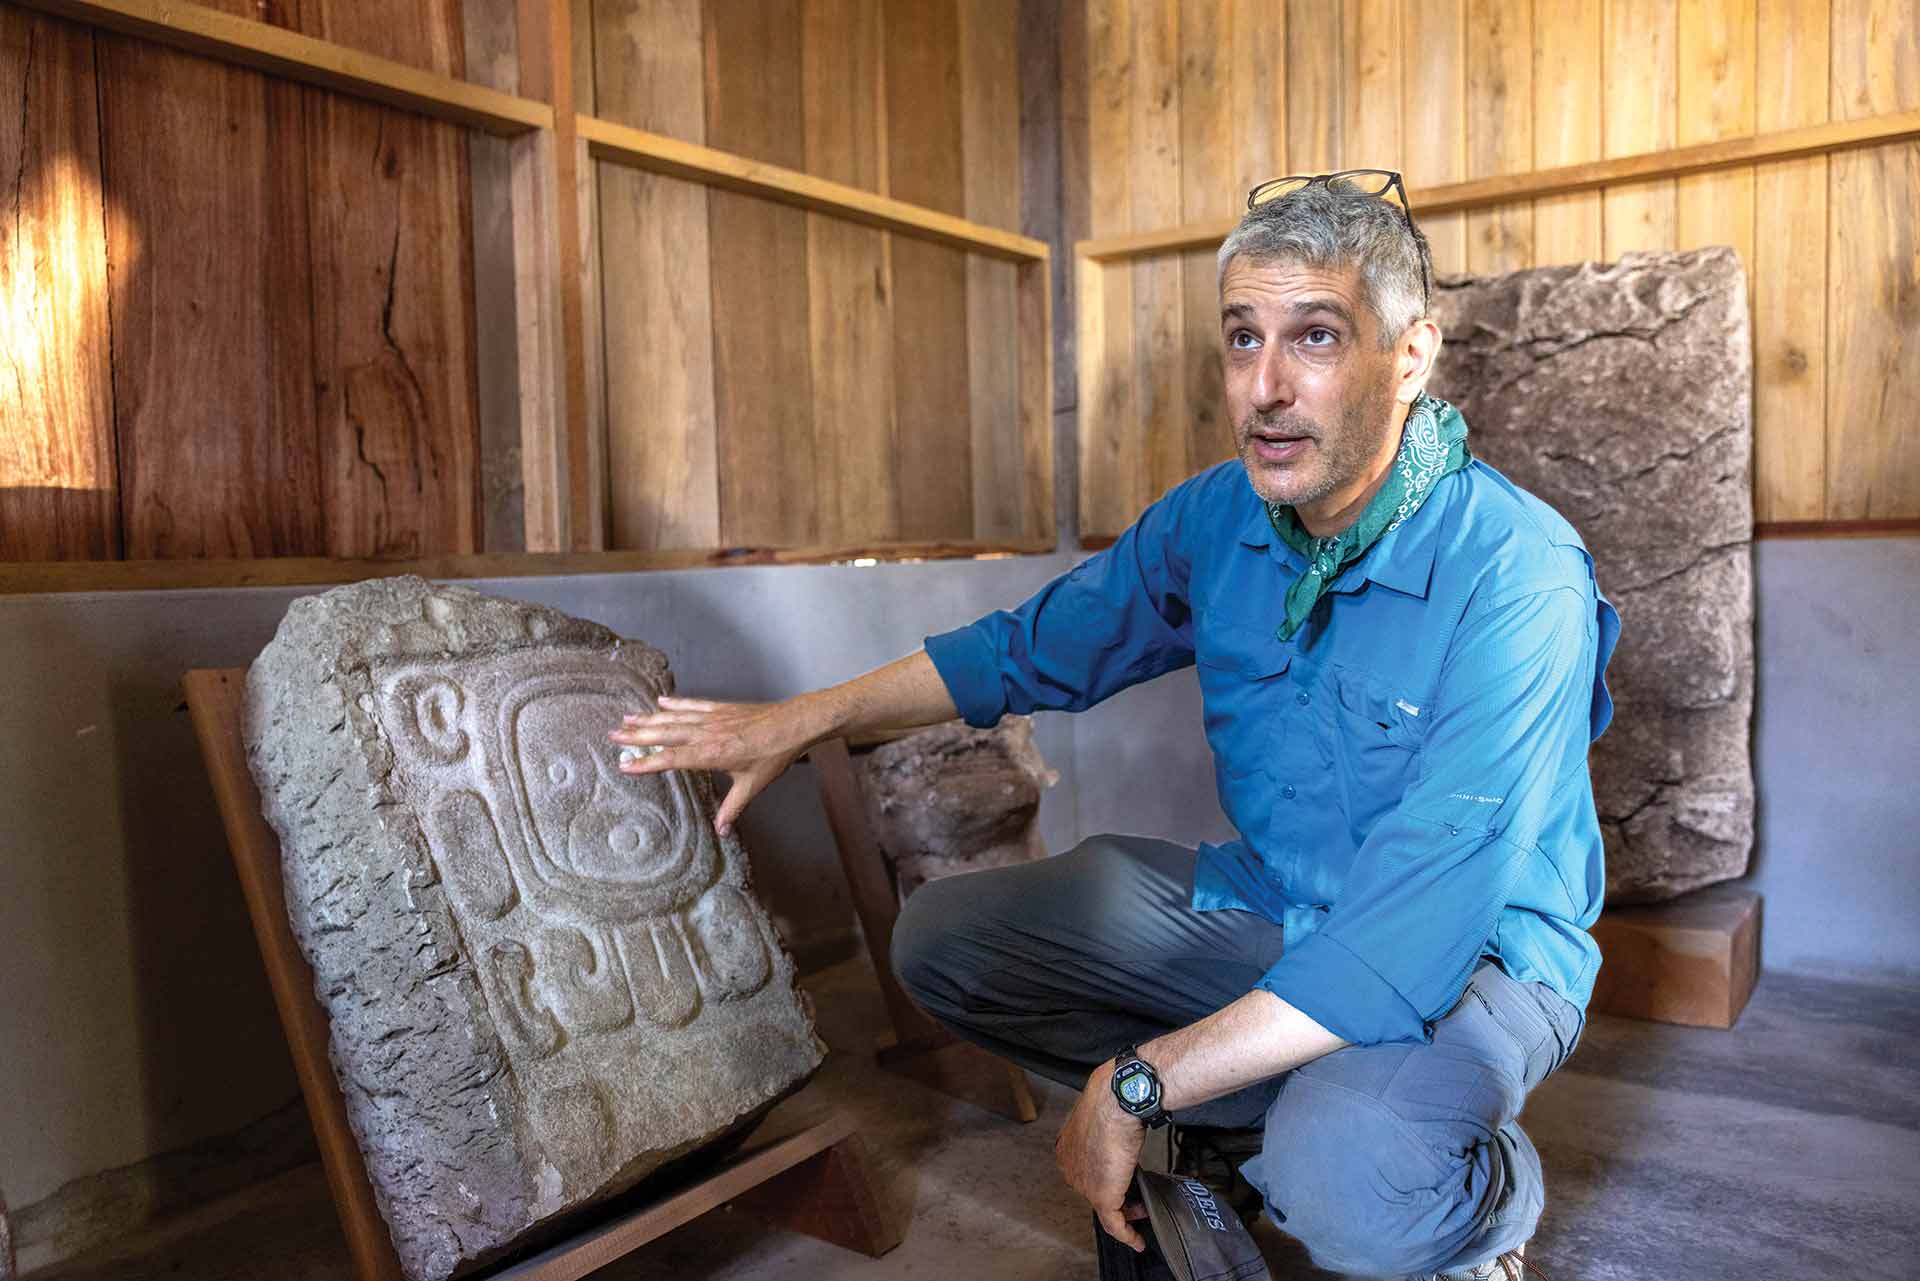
[245, 577, 823, 1281]
[1428, 246, 1755, 902]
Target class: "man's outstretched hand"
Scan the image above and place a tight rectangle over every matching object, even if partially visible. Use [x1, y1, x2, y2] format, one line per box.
[609, 695, 825, 837]
[1057, 1060, 1151, 1252]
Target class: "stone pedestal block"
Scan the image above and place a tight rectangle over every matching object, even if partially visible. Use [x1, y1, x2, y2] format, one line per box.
[1429, 247, 1755, 902]
[858, 718, 1058, 898]
[244, 577, 823, 1281]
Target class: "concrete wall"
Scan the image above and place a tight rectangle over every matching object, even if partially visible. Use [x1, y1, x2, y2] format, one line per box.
[2, 537, 1915, 1221]
[1746, 538, 1920, 980]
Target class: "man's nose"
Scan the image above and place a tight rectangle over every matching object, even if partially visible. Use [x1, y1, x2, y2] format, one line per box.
[1249, 346, 1293, 411]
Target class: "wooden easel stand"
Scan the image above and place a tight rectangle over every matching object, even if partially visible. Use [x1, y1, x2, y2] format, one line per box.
[185, 669, 899, 1281]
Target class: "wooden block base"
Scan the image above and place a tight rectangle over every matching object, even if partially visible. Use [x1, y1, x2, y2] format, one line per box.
[1589, 883, 1762, 1028]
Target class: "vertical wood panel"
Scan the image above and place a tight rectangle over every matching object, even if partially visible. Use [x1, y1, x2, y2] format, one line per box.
[1676, 0, 1757, 272]
[1402, 0, 1465, 274]
[598, 0, 720, 549]
[1602, 0, 1679, 256]
[463, 0, 525, 552]
[706, 0, 817, 546]
[1531, 0, 1603, 265]
[1752, 0, 1829, 522]
[1229, 0, 1286, 195]
[100, 5, 325, 559]
[1285, 0, 1342, 173]
[807, 0, 897, 543]
[1081, 0, 1136, 537]
[885, 0, 974, 541]
[1179, 0, 1233, 481]
[1826, 0, 1920, 519]
[302, 0, 480, 558]
[0, 12, 119, 560]
[1342, 0, 1400, 166]
[961, 2, 1024, 540]
[1464, 0, 1532, 273]
[1131, 0, 1186, 502]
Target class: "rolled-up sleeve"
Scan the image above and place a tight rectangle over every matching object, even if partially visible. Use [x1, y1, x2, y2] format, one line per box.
[1256, 583, 1607, 1044]
[925, 480, 1199, 728]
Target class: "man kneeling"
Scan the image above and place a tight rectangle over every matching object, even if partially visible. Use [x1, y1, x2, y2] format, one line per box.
[612, 173, 1619, 1280]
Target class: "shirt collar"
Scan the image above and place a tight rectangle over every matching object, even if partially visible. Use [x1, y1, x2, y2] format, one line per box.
[1232, 468, 1448, 599]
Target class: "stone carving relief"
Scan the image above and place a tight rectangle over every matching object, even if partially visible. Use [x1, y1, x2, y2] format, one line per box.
[245, 578, 822, 1281]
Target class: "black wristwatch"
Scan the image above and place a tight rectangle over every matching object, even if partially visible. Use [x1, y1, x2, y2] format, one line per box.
[1109, 1045, 1170, 1128]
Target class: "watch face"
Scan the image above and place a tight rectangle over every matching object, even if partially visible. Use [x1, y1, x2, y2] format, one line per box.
[1115, 1063, 1157, 1111]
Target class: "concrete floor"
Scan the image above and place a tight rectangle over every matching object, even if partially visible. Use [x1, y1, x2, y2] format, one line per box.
[29, 961, 1920, 1280]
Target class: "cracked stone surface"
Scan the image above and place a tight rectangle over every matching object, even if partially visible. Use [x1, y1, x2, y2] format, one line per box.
[244, 577, 824, 1281]
[858, 718, 1059, 899]
[1428, 247, 1755, 902]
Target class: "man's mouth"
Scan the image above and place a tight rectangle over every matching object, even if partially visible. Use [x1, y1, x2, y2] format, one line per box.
[1247, 427, 1312, 464]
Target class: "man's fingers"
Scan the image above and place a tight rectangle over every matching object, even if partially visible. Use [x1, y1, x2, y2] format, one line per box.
[1122, 1199, 1148, 1221]
[656, 696, 720, 711]
[714, 775, 757, 836]
[1096, 1205, 1145, 1253]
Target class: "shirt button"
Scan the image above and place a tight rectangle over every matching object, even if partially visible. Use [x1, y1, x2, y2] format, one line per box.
[1295, 692, 1310, 706]
[1282, 784, 1297, 799]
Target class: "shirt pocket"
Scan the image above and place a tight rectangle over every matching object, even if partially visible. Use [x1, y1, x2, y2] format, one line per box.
[1193, 614, 1293, 788]
[1325, 664, 1428, 825]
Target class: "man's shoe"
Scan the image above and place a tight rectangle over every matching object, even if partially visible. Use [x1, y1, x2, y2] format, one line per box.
[1167, 1124, 1264, 1222]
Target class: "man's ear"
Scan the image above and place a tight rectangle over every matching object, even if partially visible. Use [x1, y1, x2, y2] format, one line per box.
[1395, 319, 1443, 404]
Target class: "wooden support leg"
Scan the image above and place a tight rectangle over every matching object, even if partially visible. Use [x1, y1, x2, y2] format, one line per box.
[876, 1030, 1041, 1125]
[809, 739, 1042, 1124]
[730, 1133, 903, 1258]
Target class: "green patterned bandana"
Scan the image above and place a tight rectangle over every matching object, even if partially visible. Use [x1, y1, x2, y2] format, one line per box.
[1266, 392, 1470, 641]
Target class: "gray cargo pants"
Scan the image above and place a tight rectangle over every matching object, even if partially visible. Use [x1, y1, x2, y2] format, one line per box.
[891, 833, 1585, 1278]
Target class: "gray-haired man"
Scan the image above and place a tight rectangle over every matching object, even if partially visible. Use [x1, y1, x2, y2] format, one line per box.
[613, 173, 1618, 1280]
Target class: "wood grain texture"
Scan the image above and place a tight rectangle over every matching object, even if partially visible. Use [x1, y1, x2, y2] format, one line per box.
[463, 0, 525, 552]
[1825, 0, 1920, 519]
[1229, 0, 1285, 196]
[1531, 0, 1603, 265]
[1752, 0, 1829, 522]
[1341, 0, 1398, 168]
[803, 0, 897, 544]
[1131, 0, 1185, 504]
[98, 6, 325, 560]
[1178, 0, 1232, 484]
[1402, 0, 1466, 274]
[0, 11, 119, 560]
[1464, 0, 1532, 273]
[597, 0, 720, 549]
[1080, 0, 1137, 538]
[884, 0, 974, 542]
[1676, 0, 1756, 276]
[301, 0, 481, 558]
[705, 0, 818, 546]
[1602, 0, 1679, 256]
[1284, 0, 1341, 173]
[961, 1, 1023, 541]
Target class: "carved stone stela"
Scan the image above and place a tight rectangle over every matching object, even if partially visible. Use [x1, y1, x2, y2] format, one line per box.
[246, 577, 823, 1281]
[1429, 246, 1756, 902]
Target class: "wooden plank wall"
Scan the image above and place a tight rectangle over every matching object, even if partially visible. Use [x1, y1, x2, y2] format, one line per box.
[1073, 0, 1920, 540]
[2, 0, 485, 561]
[585, 0, 1041, 553]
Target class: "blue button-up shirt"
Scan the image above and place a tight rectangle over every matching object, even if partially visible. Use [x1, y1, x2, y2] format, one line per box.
[925, 457, 1621, 1046]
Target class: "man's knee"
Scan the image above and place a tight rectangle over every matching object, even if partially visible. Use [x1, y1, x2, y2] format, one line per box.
[1243, 1071, 1489, 1276]
[890, 870, 988, 1015]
